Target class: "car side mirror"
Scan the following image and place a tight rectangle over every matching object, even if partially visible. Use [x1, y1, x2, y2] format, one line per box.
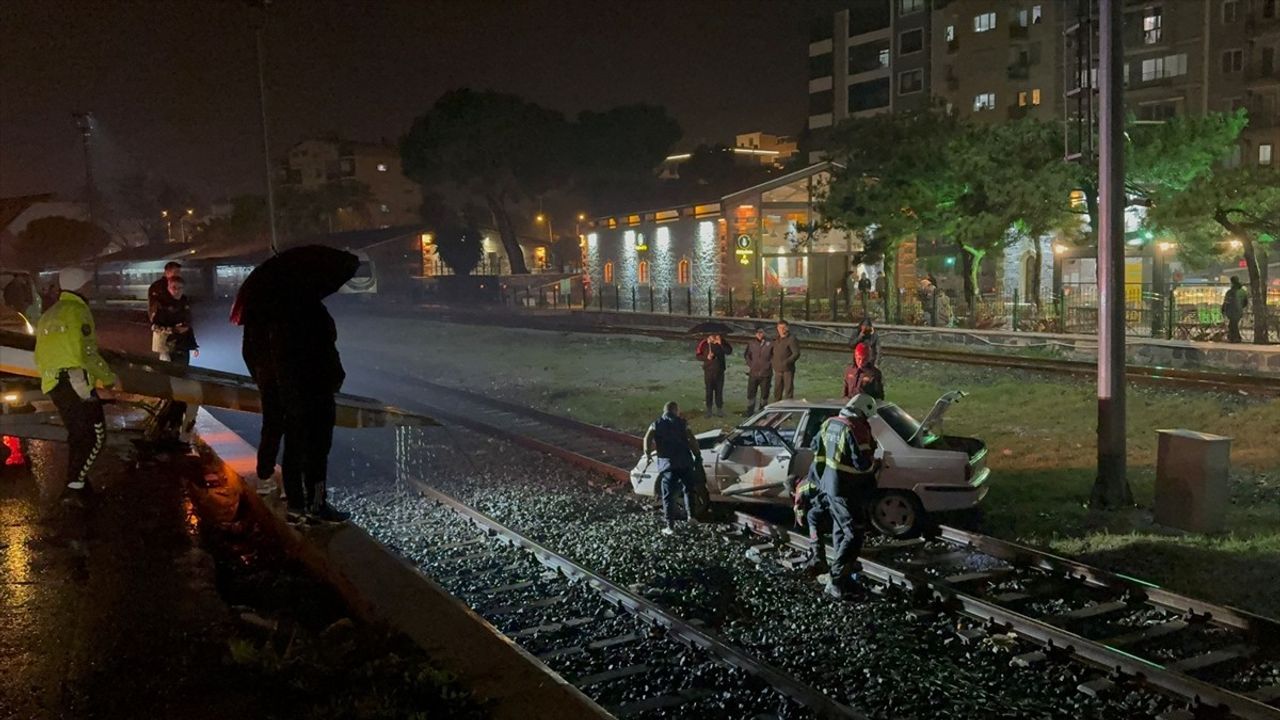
[717, 443, 734, 461]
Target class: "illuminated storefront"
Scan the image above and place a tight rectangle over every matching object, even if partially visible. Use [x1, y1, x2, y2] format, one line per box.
[583, 163, 857, 310]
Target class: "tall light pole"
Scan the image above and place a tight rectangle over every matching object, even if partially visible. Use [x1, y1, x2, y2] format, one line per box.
[71, 112, 96, 226]
[1091, 0, 1132, 508]
[253, 1, 280, 254]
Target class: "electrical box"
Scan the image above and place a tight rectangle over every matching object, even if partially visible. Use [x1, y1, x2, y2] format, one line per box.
[1154, 429, 1231, 534]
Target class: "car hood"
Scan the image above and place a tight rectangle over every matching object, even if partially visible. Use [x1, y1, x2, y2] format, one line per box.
[908, 390, 966, 445]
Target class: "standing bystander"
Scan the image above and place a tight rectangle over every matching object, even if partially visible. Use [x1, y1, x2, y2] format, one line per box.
[742, 328, 773, 415]
[150, 276, 200, 444]
[771, 320, 800, 401]
[148, 261, 182, 357]
[1221, 277, 1249, 344]
[695, 333, 731, 417]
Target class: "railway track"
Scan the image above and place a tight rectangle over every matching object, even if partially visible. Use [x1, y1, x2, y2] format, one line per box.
[421, 308, 1280, 396]
[390, 482, 856, 719]
[397, 377, 1280, 720]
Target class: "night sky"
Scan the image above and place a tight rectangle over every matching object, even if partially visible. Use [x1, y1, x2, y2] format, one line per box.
[1, 0, 829, 202]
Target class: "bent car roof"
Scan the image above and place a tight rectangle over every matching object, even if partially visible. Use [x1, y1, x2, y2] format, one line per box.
[761, 399, 896, 411]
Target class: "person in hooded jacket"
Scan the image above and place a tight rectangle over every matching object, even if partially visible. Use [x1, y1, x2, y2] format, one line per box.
[695, 333, 731, 417]
[847, 318, 879, 366]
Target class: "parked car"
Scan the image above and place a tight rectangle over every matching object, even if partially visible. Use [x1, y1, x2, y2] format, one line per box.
[628, 391, 990, 537]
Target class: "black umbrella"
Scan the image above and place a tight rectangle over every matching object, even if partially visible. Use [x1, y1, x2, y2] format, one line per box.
[230, 245, 360, 326]
[687, 321, 735, 335]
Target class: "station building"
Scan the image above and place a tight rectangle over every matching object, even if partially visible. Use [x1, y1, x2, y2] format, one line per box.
[581, 162, 860, 310]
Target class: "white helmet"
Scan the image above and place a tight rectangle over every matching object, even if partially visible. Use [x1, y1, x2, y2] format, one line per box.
[840, 393, 877, 419]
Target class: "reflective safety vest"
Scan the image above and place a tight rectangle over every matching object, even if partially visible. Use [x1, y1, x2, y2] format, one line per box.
[33, 291, 117, 394]
[651, 413, 694, 468]
[809, 415, 875, 492]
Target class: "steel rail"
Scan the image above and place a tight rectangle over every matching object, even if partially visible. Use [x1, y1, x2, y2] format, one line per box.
[733, 513, 1279, 720]
[416, 308, 1280, 396]
[410, 482, 866, 720]
[398, 379, 1280, 720]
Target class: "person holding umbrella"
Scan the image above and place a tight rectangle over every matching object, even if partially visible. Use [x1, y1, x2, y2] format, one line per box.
[695, 332, 732, 417]
[231, 245, 359, 523]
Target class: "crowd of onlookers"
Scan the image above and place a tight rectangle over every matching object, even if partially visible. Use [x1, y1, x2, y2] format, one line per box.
[693, 317, 885, 418]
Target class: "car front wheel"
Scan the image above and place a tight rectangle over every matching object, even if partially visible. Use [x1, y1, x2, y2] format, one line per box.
[868, 490, 926, 538]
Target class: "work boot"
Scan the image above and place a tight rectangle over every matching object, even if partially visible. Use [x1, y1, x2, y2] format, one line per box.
[797, 548, 829, 574]
[307, 502, 351, 525]
[824, 576, 865, 601]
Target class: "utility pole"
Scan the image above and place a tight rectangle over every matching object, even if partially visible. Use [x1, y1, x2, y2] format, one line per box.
[1091, 0, 1132, 508]
[71, 112, 96, 226]
[253, 1, 279, 254]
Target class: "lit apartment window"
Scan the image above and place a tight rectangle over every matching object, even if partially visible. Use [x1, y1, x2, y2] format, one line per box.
[1032, 5, 1043, 23]
[1143, 7, 1162, 44]
[879, 47, 891, 67]
[1222, 49, 1243, 73]
[1018, 91, 1028, 107]
[973, 92, 997, 111]
[1262, 144, 1275, 166]
[637, 260, 650, 285]
[677, 258, 691, 284]
[899, 28, 924, 55]
[603, 261, 614, 284]
[899, 69, 924, 94]
[898, 0, 924, 15]
[376, 163, 388, 172]
[1031, 88, 1042, 105]
[1141, 53, 1186, 81]
[974, 12, 996, 32]
[1222, 0, 1239, 22]
[945, 25, 955, 42]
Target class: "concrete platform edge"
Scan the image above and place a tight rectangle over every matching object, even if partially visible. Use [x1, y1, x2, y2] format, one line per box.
[192, 408, 615, 720]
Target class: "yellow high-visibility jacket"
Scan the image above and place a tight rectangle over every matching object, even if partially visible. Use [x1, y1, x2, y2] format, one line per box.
[33, 291, 117, 393]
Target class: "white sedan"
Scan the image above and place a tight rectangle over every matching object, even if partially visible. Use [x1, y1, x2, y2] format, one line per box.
[629, 392, 990, 537]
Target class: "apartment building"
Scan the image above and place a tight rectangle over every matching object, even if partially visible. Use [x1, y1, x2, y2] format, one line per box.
[932, 1, 1063, 122]
[280, 138, 423, 229]
[807, 0, 933, 161]
[811, 0, 1277, 167]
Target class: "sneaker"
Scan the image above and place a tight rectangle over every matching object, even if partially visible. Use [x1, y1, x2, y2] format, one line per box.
[825, 579, 865, 601]
[660, 526, 676, 536]
[254, 475, 278, 497]
[306, 502, 351, 525]
[797, 550, 829, 574]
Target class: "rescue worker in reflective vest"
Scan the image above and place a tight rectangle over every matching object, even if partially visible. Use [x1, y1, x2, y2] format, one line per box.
[808, 393, 879, 599]
[33, 267, 119, 501]
[792, 462, 831, 574]
[641, 401, 702, 536]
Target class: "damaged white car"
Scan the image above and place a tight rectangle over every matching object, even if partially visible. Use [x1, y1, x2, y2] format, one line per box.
[629, 391, 990, 537]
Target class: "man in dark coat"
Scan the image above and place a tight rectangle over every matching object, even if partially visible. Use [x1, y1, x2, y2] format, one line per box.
[771, 320, 800, 401]
[1222, 276, 1249, 344]
[844, 342, 884, 400]
[695, 333, 731, 417]
[149, 275, 200, 444]
[742, 327, 773, 415]
[148, 261, 182, 355]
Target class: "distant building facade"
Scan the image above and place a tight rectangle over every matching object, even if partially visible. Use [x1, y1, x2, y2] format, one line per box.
[280, 139, 423, 230]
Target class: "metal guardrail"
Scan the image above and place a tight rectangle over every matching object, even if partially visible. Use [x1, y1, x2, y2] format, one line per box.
[0, 329, 436, 429]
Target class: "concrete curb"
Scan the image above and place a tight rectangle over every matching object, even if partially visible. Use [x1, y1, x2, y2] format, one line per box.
[193, 408, 614, 720]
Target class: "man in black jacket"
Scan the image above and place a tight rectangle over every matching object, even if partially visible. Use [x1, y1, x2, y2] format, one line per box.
[696, 333, 731, 417]
[148, 261, 182, 356]
[742, 328, 773, 415]
[771, 320, 800, 401]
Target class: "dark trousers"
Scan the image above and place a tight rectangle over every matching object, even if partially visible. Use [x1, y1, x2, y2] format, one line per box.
[155, 350, 194, 440]
[48, 373, 106, 489]
[772, 369, 795, 401]
[746, 375, 772, 413]
[703, 371, 724, 410]
[282, 392, 336, 510]
[824, 478, 872, 587]
[256, 381, 285, 481]
[657, 460, 697, 526]
[807, 492, 831, 545]
[1227, 315, 1243, 343]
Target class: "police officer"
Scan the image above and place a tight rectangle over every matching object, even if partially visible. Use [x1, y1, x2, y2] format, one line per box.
[641, 401, 701, 536]
[34, 268, 119, 500]
[809, 393, 879, 599]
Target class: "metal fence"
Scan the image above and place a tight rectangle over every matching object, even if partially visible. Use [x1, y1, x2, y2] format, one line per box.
[498, 281, 1279, 342]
